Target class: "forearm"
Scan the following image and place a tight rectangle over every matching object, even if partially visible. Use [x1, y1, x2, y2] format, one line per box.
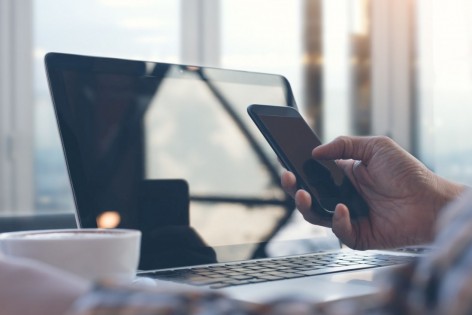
[433, 176, 466, 211]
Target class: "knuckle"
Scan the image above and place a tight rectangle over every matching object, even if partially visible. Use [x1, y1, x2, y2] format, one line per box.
[334, 135, 350, 144]
[373, 135, 394, 147]
[333, 136, 353, 158]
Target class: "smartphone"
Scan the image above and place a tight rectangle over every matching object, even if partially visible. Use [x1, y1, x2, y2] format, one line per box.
[247, 104, 368, 218]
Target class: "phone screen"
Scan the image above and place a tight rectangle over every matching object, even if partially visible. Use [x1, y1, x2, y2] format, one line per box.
[249, 105, 368, 218]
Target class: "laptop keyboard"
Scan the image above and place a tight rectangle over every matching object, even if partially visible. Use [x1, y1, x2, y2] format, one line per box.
[142, 251, 416, 289]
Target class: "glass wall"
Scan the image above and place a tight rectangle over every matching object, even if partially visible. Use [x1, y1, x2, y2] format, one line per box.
[13, 0, 472, 217]
[221, 0, 303, 108]
[33, 0, 180, 213]
[417, 0, 472, 185]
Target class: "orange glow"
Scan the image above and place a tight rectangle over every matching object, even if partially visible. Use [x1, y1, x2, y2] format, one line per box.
[303, 53, 323, 65]
[186, 66, 200, 71]
[96, 211, 121, 229]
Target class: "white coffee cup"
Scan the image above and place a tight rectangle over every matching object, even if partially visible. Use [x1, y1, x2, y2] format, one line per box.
[0, 228, 141, 281]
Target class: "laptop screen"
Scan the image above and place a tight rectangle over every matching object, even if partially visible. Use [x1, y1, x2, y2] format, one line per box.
[45, 53, 339, 270]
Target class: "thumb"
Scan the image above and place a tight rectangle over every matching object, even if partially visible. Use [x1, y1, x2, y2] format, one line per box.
[331, 204, 357, 249]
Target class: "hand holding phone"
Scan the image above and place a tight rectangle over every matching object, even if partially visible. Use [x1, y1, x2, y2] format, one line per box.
[247, 104, 368, 219]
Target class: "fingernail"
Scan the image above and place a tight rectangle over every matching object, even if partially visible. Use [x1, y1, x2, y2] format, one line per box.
[333, 206, 343, 221]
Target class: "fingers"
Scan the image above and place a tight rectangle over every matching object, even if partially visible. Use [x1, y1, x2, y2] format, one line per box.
[294, 189, 312, 213]
[294, 190, 333, 228]
[295, 190, 328, 227]
[331, 204, 357, 249]
[281, 170, 297, 198]
[280, 171, 316, 220]
[282, 170, 337, 227]
[312, 135, 395, 165]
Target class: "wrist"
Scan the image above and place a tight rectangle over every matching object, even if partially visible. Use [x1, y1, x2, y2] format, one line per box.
[431, 174, 465, 217]
[415, 172, 465, 244]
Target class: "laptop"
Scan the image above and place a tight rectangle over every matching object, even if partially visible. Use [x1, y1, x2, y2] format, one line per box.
[45, 52, 420, 304]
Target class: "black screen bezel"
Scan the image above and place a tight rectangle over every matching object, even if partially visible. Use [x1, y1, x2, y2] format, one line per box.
[44, 53, 323, 266]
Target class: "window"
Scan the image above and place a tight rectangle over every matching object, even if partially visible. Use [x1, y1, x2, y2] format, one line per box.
[5, 0, 466, 218]
[33, 0, 180, 213]
[417, 0, 472, 185]
[221, 0, 303, 109]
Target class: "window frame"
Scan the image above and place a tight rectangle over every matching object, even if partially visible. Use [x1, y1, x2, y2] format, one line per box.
[371, 0, 416, 153]
[0, 0, 417, 215]
[0, 0, 34, 214]
[181, 0, 221, 67]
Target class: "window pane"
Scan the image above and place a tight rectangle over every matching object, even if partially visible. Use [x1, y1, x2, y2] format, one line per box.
[417, 0, 472, 185]
[33, 0, 179, 213]
[221, 0, 303, 110]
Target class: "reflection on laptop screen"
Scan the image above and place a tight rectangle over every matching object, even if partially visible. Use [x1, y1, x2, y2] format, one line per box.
[45, 53, 339, 270]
